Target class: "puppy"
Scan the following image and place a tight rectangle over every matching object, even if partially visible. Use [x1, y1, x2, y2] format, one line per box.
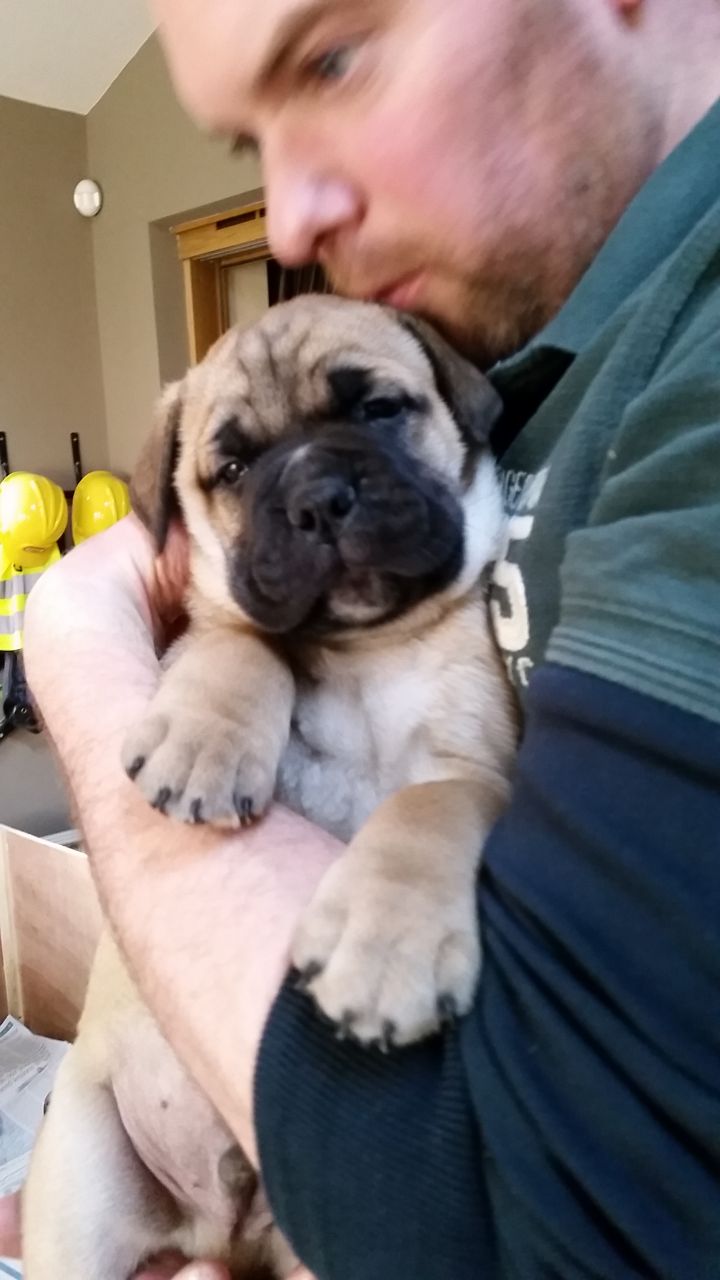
[23, 296, 517, 1278]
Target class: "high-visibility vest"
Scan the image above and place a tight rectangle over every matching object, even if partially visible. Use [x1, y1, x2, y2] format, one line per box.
[0, 546, 60, 652]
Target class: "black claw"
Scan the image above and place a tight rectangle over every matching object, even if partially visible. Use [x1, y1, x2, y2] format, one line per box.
[153, 786, 172, 814]
[190, 798, 204, 825]
[236, 795, 255, 827]
[378, 1019, 397, 1054]
[336, 1010, 357, 1042]
[437, 994, 459, 1027]
[127, 756, 145, 780]
[294, 960, 323, 993]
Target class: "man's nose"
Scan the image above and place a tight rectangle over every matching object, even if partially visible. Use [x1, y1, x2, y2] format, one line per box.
[263, 143, 363, 267]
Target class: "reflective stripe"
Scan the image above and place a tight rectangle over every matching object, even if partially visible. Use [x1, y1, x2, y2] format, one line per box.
[0, 619, 23, 650]
[0, 613, 23, 635]
[0, 562, 47, 650]
[0, 566, 46, 598]
[0, 593, 27, 617]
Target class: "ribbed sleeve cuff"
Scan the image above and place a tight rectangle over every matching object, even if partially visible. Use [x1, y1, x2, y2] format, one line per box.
[254, 977, 493, 1280]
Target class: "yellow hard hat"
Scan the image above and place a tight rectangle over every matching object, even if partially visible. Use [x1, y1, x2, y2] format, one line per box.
[0, 472, 68, 570]
[72, 470, 131, 545]
[0, 535, 15, 579]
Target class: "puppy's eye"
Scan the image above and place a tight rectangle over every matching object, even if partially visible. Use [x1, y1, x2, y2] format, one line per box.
[217, 459, 248, 487]
[362, 396, 407, 422]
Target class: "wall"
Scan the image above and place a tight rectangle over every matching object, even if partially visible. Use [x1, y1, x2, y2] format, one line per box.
[0, 734, 71, 837]
[86, 36, 263, 475]
[0, 95, 109, 837]
[0, 95, 108, 486]
[1, 40, 262, 837]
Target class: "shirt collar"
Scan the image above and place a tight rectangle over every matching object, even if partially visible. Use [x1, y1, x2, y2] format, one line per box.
[492, 93, 720, 388]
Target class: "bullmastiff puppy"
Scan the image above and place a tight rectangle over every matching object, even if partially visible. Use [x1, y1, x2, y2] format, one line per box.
[23, 296, 517, 1279]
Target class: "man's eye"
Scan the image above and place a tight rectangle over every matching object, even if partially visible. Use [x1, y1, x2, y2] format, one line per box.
[217, 459, 248, 486]
[306, 43, 357, 84]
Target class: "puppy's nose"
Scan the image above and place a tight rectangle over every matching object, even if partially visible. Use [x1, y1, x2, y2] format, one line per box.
[289, 477, 357, 539]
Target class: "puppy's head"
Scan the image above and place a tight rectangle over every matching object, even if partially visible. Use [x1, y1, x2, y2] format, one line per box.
[132, 296, 504, 636]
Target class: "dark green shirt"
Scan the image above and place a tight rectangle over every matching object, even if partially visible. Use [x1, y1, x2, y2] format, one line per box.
[489, 96, 720, 722]
[256, 98, 720, 1280]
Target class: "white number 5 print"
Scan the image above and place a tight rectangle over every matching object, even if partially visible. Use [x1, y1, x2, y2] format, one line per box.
[490, 468, 549, 654]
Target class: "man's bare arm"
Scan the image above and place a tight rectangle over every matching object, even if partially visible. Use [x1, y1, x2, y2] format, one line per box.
[23, 516, 340, 1164]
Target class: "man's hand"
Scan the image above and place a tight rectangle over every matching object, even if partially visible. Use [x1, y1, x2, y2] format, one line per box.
[134, 1253, 228, 1279]
[0, 1193, 229, 1278]
[135, 1256, 228, 1279]
[0, 1191, 21, 1261]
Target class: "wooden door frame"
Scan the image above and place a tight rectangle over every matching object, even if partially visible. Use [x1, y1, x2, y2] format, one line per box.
[172, 199, 270, 363]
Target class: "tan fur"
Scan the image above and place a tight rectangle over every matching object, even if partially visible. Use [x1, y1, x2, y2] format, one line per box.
[24, 934, 292, 1279]
[23, 296, 517, 1278]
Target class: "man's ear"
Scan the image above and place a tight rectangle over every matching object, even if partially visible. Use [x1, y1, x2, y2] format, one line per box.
[130, 381, 183, 552]
[398, 313, 503, 446]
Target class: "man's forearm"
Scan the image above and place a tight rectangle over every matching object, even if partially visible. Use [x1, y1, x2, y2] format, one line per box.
[71, 765, 336, 1164]
[23, 526, 340, 1161]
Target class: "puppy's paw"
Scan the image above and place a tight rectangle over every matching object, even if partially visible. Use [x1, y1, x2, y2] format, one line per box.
[292, 854, 480, 1047]
[121, 709, 276, 827]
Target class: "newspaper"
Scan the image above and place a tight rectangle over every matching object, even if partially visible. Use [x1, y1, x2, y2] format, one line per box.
[0, 1016, 70, 1275]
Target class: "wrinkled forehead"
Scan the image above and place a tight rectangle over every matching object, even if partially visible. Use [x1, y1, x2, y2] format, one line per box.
[183, 298, 432, 445]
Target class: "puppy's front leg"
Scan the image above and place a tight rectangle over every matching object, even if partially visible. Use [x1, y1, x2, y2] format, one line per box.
[293, 772, 509, 1047]
[122, 625, 294, 826]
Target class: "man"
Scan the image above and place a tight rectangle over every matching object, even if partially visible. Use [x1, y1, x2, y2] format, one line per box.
[15, 0, 720, 1275]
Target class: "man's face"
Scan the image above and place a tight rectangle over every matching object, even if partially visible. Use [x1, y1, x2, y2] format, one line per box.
[154, 0, 656, 362]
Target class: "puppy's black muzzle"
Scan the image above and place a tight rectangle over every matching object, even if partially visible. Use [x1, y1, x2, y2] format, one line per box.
[231, 426, 463, 633]
[286, 472, 357, 542]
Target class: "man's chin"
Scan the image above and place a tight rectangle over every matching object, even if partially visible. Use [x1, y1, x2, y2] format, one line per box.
[325, 258, 531, 367]
[398, 296, 494, 365]
[400, 270, 539, 366]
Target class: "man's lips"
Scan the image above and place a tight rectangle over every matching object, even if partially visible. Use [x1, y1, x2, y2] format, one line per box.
[329, 269, 426, 310]
[372, 271, 425, 309]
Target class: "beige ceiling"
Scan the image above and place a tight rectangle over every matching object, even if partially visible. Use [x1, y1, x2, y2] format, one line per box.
[0, 0, 156, 115]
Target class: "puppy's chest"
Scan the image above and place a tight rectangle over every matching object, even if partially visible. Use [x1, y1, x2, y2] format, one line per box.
[276, 660, 434, 843]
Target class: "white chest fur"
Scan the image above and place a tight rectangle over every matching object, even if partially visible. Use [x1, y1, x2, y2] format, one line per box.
[277, 641, 444, 842]
[272, 453, 509, 844]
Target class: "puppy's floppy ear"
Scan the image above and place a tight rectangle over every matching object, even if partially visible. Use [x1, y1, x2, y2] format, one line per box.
[130, 381, 183, 552]
[398, 313, 503, 446]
